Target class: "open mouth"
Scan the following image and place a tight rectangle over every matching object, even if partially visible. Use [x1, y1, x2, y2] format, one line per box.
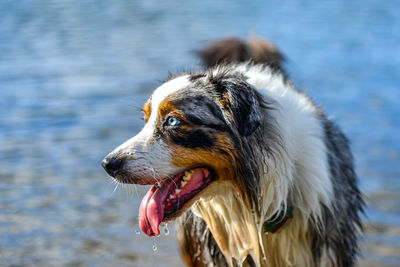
[138, 167, 213, 236]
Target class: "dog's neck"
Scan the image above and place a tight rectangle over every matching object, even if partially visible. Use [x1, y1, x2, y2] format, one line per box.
[192, 182, 262, 265]
[191, 181, 320, 267]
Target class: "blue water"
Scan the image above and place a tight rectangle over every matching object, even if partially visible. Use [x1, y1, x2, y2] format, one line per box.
[0, 0, 399, 266]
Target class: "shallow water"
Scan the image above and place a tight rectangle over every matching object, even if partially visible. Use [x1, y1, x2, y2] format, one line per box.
[0, 0, 399, 266]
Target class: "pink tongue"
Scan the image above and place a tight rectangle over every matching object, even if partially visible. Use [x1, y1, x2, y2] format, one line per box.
[138, 187, 156, 236]
[138, 169, 208, 236]
[138, 179, 177, 236]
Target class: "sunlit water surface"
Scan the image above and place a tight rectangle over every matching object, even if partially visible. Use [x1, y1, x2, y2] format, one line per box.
[0, 0, 399, 266]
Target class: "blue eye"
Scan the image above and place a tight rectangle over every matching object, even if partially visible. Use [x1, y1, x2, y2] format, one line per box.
[167, 116, 180, 127]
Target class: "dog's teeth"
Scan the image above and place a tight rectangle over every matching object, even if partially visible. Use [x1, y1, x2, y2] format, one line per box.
[181, 181, 187, 187]
[170, 194, 176, 199]
[183, 174, 191, 181]
[175, 189, 181, 194]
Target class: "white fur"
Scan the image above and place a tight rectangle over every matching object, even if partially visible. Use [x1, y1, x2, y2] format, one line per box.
[237, 63, 334, 219]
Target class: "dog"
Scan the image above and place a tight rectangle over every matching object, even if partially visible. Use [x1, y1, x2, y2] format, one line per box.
[102, 37, 363, 267]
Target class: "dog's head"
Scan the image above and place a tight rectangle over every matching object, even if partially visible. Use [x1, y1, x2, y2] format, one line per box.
[102, 69, 264, 236]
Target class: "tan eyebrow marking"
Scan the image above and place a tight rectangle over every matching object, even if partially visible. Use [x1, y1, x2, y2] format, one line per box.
[142, 101, 152, 122]
[157, 98, 189, 122]
[158, 99, 175, 118]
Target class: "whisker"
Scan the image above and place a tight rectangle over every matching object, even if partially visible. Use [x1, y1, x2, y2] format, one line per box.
[133, 184, 140, 199]
[112, 183, 119, 195]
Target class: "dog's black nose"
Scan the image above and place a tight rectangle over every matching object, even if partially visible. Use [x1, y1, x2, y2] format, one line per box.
[102, 157, 124, 177]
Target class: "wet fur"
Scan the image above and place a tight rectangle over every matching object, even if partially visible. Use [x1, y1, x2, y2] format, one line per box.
[104, 38, 363, 266]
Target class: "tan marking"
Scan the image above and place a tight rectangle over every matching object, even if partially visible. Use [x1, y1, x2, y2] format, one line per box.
[157, 99, 175, 118]
[218, 96, 230, 108]
[218, 90, 231, 109]
[142, 101, 151, 122]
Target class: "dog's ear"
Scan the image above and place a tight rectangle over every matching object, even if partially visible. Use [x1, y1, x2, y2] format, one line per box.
[213, 77, 261, 136]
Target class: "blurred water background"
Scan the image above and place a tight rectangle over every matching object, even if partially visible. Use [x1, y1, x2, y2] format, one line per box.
[0, 0, 399, 266]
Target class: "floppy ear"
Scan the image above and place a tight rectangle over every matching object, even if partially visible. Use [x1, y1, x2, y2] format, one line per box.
[213, 77, 261, 136]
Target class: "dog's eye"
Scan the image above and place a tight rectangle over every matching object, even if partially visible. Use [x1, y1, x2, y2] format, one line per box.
[166, 116, 181, 127]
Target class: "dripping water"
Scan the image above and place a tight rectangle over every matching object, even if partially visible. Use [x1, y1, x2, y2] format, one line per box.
[152, 237, 157, 251]
[163, 223, 169, 235]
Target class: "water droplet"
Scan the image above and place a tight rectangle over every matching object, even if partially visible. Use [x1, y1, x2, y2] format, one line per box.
[156, 182, 160, 187]
[152, 237, 157, 251]
[263, 256, 267, 261]
[164, 224, 170, 235]
[135, 229, 141, 235]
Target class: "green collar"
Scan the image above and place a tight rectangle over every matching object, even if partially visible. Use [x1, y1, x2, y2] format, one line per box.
[263, 206, 293, 234]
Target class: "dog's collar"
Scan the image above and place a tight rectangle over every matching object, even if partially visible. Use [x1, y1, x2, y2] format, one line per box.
[263, 206, 293, 234]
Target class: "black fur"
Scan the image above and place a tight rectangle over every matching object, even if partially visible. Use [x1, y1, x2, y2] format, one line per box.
[170, 94, 230, 133]
[208, 73, 262, 137]
[168, 128, 216, 149]
[310, 117, 364, 266]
